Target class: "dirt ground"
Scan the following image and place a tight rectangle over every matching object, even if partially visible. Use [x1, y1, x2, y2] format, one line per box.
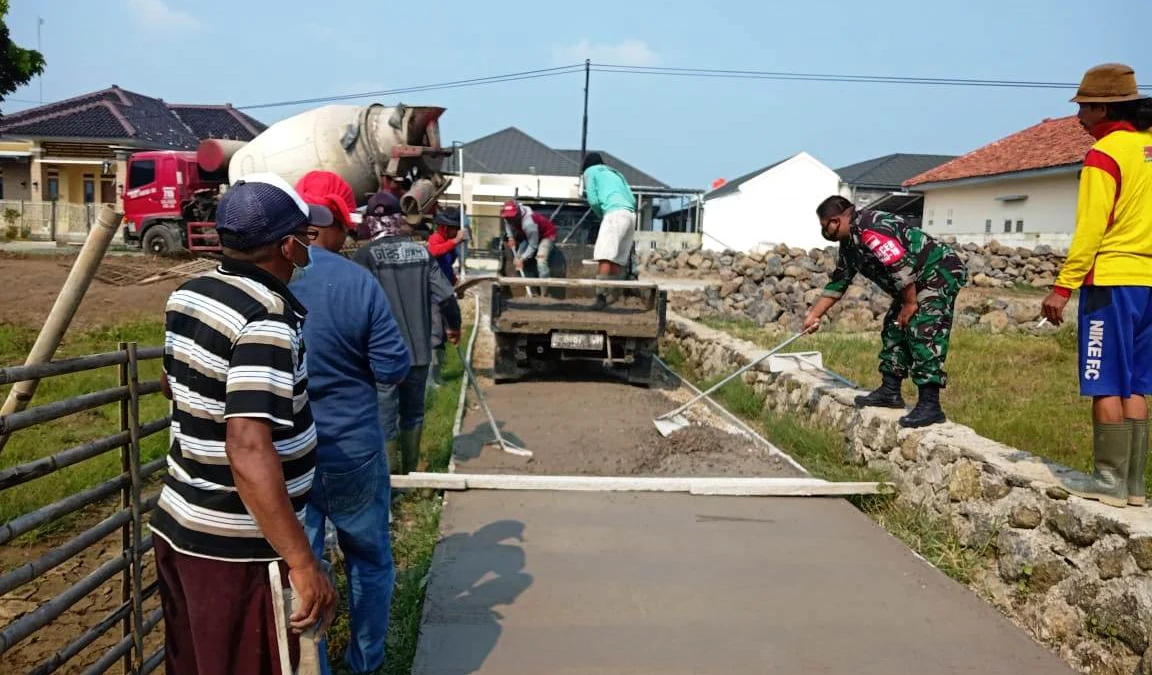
[0, 505, 164, 675]
[0, 253, 181, 330]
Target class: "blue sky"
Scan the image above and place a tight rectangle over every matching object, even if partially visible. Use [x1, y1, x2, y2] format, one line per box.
[6, 0, 1152, 189]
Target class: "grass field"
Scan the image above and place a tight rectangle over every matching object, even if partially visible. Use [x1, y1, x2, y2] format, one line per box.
[699, 318, 1098, 477]
[0, 321, 169, 529]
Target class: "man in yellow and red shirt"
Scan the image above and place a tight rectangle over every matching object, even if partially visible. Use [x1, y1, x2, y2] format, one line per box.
[1041, 63, 1152, 508]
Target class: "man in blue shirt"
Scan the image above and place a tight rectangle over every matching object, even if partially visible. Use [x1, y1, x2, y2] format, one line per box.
[289, 171, 412, 675]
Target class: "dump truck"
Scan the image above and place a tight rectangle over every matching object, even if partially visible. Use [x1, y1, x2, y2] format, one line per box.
[489, 240, 667, 386]
[121, 103, 451, 254]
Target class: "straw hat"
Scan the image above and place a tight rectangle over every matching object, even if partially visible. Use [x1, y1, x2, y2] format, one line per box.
[1071, 63, 1147, 103]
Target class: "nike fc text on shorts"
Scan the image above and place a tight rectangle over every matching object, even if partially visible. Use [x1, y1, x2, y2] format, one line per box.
[1078, 285, 1152, 398]
[592, 209, 636, 266]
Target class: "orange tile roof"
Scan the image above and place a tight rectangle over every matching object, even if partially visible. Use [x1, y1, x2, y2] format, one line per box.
[904, 116, 1093, 187]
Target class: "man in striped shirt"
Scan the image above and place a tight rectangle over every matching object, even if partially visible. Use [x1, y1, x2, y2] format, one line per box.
[153, 173, 336, 675]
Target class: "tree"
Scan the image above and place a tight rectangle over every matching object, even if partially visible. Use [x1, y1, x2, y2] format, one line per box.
[0, 1, 46, 115]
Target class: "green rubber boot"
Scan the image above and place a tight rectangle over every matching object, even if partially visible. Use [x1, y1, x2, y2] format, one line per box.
[1062, 422, 1132, 508]
[1128, 418, 1149, 506]
[386, 440, 401, 476]
[397, 426, 424, 476]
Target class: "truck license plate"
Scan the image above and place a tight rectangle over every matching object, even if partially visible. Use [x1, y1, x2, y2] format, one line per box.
[550, 332, 604, 351]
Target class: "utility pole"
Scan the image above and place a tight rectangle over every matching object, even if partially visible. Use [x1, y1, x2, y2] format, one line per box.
[579, 59, 590, 183]
[37, 17, 44, 103]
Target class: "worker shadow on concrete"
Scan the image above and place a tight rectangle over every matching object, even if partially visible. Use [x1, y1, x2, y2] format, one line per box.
[453, 419, 529, 461]
[421, 519, 533, 674]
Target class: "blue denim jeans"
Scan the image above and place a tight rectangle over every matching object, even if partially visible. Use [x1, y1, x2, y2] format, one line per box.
[377, 365, 430, 440]
[305, 452, 395, 675]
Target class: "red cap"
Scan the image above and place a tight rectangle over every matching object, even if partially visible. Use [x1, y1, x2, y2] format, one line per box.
[295, 171, 356, 231]
[500, 201, 520, 219]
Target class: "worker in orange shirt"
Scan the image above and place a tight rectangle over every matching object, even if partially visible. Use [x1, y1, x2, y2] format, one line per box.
[1041, 63, 1152, 509]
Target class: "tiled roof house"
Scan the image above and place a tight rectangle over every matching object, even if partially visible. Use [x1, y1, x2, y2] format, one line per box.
[0, 85, 266, 212]
[902, 116, 1094, 247]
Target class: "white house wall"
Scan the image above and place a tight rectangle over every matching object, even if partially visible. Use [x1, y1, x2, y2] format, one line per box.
[444, 173, 582, 203]
[702, 153, 844, 252]
[920, 172, 1080, 248]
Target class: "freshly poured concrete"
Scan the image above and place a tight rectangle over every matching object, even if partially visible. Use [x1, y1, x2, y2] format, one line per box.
[412, 491, 1073, 675]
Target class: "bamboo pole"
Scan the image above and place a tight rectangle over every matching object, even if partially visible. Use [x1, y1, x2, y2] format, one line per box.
[0, 205, 122, 453]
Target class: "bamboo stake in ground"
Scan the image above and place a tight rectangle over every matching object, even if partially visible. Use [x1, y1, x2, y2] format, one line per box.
[0, 205, 122, 454]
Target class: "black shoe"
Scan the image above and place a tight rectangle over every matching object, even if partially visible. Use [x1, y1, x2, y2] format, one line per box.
[899, 385, 946, 428]
[590, 294, 608, 310]
[854, 374, 905, 409]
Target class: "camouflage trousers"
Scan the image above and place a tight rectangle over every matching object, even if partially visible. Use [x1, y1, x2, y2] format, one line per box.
[878, 264, 967, 387]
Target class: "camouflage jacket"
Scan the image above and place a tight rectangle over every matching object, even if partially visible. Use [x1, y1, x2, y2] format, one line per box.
[823, 209, 964, 300]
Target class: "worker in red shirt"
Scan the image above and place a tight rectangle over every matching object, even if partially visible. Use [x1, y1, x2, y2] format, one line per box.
[501, 200, 558, 279]
[427, 209, 465, 285]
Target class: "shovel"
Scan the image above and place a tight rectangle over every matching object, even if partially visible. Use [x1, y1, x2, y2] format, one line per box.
[454, 344, 533, 457]
[654, 328, 812, 437]
[517, 268, 534, 297]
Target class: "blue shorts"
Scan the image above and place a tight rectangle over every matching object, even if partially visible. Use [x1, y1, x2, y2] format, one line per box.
[1078, 286, 1152, 397]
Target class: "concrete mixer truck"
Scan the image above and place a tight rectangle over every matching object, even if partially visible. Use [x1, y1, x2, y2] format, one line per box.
[121, 103, 451, 255]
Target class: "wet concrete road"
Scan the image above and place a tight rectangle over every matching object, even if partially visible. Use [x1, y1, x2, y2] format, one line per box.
[412, 491, 1073, 674]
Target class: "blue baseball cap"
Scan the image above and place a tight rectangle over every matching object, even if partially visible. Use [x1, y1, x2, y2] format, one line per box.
[215, 173, 333, 251]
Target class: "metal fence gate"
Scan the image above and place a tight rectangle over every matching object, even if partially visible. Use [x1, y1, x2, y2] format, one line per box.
[0, 342, 169, 674]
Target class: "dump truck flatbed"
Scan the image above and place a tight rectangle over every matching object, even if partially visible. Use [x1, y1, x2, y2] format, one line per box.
[494, 297, 662, 338]
[488, 277, 668, 386]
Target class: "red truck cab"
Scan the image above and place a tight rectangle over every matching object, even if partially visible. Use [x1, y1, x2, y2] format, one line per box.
[121, 150, 227, 254]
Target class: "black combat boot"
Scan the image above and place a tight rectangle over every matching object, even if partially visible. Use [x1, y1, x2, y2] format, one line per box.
[854, 373, 905, 409]
[899, 384, 946, 428]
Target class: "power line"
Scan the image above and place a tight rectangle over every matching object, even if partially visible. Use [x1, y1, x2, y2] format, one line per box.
[236, 65, 586, 110]
[591, 63, 1152, 91]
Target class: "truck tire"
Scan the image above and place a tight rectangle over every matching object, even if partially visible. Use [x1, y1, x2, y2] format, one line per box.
[142, 223, 182, 256]
[627, 349, 656, 388]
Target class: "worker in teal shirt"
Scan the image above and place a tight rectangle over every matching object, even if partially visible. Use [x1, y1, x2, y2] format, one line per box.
[582, 152, 637, 308]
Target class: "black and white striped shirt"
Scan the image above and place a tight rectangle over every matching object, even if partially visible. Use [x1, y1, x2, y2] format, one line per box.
[150, 258, 316, 561]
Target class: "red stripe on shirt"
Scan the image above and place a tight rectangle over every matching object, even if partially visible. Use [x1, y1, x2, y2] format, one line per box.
[1080, 148, 1123, 286]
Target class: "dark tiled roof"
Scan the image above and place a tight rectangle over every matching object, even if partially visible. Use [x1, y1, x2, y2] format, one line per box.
[443, 127, 668, 188]
[835, 153, 956, 189]
[703, 155, 794, 200]
[554, 150, 667, 189]
[0, 86, 265, 149]
[169, 105, 266, 141]
[906, 117, 1093, 187]
[445, 127, 576, 176]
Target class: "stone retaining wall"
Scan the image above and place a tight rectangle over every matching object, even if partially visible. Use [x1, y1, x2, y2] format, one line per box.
[646, 240, 1064, 333]
[665, 314, 1152, 675]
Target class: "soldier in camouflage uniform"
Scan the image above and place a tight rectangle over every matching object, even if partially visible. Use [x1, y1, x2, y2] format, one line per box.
[803, 196, 968, 428]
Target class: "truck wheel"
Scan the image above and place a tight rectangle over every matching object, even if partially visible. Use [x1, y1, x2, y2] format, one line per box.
[142, 224, 182, 256]
[627, 351, 656, 388]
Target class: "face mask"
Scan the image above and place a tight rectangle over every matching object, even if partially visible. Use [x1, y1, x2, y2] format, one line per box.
[820, 222, 839, 242]
[289, 239, 313, 283]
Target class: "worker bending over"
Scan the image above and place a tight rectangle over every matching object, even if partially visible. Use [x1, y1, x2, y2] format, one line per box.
[581, 152, 637, 309]
[804, 196, 968, 429]
[501, 200, 558, 279]
[1041, 63, 1152, 508]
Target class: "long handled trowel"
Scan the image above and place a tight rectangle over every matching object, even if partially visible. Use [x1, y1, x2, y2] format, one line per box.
[653, 328, 813, 437]
[454, 344, 533, 457]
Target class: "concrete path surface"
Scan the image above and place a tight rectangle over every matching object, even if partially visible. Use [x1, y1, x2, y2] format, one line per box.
[412, 491, 1073, 675]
